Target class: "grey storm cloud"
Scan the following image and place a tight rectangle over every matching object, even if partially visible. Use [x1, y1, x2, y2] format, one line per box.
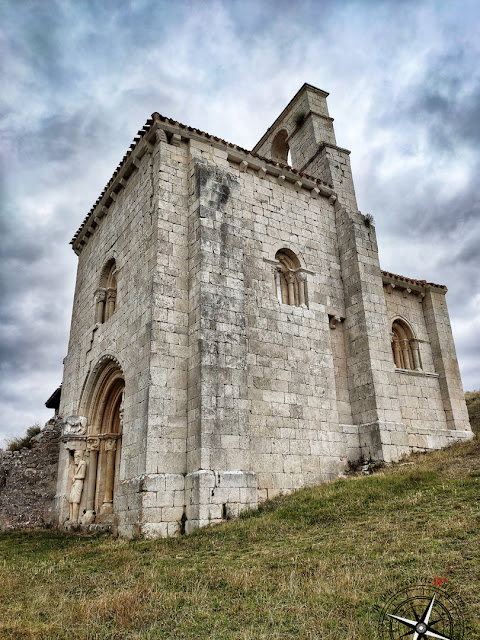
[1, 0, 479, 445]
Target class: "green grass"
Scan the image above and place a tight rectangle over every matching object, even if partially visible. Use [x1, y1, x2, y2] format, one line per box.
[0, 396, 479, 639]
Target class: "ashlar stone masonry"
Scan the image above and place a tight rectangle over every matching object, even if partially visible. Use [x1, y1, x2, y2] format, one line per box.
[54, 83, 473, 537]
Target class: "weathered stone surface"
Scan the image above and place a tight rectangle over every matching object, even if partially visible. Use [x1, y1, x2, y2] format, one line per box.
[0, 420, 60, 530]
[40, 82, 474, 537]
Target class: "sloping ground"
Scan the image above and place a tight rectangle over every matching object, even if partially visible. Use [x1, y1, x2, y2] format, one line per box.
[0, 399, 478, 640]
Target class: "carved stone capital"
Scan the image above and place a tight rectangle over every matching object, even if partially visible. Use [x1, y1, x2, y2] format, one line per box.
[106, 288, 117, 301]
[63, 436, 86, 452]
[87, 436, 100, 451]
[95, 288, 106, 302]
[103, 434, 118, 451]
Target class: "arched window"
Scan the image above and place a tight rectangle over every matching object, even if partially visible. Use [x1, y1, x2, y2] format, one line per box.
[391, 319, 421, 371]
[274, 249, 307, 307]
[271, 129, 289, 164]
[95, 259, 117, 324]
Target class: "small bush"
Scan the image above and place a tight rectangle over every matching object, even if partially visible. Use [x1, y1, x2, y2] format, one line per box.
[7, 424, 42, 451]
[294, 111, 306, 127]
[364, 213, 375, 228]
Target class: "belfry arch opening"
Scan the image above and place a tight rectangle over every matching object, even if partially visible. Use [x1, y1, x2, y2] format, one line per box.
[81, 358, 124, 522]
[271, 129, 290, 164]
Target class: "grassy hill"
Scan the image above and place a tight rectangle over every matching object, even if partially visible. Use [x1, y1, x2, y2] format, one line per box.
[1, 394, 479, 639]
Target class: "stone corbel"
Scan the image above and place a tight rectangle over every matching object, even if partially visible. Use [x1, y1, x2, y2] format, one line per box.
[416, 291, 425, 303]
[402, 287, 412, 298]
[385, 283, 395, 295]
[258, 166, 267, 178]
[156, 129, 168, 144]
[171, 133, 182, 147]
[328, 315, 344, 330]
[239, 160, 248, 173]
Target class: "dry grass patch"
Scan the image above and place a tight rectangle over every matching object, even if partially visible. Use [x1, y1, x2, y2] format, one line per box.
[0, 396, 478, 638]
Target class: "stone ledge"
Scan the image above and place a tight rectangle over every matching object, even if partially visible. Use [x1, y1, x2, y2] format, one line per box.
[395, 368, 439, 378]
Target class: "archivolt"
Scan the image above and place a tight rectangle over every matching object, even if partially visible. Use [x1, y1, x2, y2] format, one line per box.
[79, 355, 124, 426]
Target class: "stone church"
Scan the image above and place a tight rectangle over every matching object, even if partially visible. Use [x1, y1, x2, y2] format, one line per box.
[55, 83, 472, 537]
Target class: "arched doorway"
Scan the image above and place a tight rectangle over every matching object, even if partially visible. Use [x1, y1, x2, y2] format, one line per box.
[81, 357, 124, 522]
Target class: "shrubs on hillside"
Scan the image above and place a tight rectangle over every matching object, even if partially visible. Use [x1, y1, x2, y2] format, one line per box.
[465, 390, 480, 435]
[7, 424, 42, 451]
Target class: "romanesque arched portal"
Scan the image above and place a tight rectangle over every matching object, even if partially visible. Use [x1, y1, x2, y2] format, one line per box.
[80, 357, 124, 523]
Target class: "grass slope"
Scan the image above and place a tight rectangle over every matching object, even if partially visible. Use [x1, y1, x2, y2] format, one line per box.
[1, 396, 479, 639]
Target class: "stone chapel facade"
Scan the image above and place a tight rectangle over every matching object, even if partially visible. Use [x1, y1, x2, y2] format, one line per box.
[55, 84, 473, 537]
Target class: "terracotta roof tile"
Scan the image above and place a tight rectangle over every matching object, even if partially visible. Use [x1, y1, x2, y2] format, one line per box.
[381, 270, 446, 290]
[71, 113, 334, 246]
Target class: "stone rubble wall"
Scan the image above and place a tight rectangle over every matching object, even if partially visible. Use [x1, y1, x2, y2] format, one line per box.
[0, 420, 60, 530]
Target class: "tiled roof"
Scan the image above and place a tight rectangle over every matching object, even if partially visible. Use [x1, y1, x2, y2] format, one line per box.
[45, 385, 62, 409]
[70, 113, 334, 247]
[381, 270, 446, 290]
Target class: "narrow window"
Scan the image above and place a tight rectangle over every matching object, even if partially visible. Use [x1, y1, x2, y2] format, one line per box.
[96, 259, 117, 324]
[274, 249, 307, 307]
[391, 320, 421, 370]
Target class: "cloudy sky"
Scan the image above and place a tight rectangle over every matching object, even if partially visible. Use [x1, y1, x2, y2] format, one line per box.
[1, 0, 479, 445]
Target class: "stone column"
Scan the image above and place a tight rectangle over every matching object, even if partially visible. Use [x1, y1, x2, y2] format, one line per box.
[411, 340, 421, 371]
[286, 272, 296, 306]
[392, 337, 402, 369]
[101, 435, 117, 514]
[83, 436, 100, 523]
[105, 288, 117, 321]
[401, 339, 412, 370]
[297, 271, 307, 306]
[94, 289, 106, 324]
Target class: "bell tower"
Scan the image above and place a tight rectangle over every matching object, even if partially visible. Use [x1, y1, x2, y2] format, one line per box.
[252, 83, 357, 210]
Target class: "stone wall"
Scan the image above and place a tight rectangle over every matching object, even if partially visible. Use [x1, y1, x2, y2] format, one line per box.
[0, 420, 60, 530]
[53, 84, 473, 537]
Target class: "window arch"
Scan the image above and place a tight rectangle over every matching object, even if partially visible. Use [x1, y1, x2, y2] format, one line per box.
[274, 249, 307, 307]
[271, 129, 289, 164]
[391, 319, 421, 370]
[95, 259, 117, 324]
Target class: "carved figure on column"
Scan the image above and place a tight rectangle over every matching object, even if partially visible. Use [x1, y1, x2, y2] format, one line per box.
[68, 450, 87, 523]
